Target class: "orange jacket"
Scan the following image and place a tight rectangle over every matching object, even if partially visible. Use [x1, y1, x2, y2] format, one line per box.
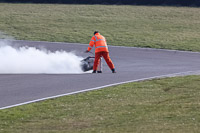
[87, 33, 109, 53]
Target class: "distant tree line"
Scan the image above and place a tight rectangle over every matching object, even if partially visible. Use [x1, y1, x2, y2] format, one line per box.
[0, 0, 200, 6]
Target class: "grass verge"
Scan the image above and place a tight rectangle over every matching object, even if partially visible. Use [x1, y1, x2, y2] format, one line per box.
[0, 4, 200, 51]
[0, 75, 200, 133]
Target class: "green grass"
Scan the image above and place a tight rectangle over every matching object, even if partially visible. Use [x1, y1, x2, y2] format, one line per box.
[0, 75, 200, 133]
[0, 4, 200, 51]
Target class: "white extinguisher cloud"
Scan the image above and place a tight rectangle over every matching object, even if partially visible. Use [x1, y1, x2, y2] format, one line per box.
[0, 40, 83, 74]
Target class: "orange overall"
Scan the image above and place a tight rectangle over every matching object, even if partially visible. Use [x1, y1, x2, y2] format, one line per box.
[87, 33, 115, 71]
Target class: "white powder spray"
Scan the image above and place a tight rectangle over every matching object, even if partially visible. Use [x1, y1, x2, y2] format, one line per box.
[0, 40, 83, 74]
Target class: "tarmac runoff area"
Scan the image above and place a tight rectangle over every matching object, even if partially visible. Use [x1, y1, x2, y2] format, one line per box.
[0, 40, 200, 110]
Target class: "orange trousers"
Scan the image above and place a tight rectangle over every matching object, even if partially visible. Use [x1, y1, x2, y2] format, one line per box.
[93, 51, 115, 71]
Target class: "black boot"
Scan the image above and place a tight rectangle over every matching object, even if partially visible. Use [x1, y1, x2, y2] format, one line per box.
[92, 70, 97, 73]
[112, 69, 116, 73]
[97, 71, 102, 73]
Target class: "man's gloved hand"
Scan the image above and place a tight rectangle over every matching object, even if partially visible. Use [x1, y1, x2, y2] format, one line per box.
[85, 50, 89, 53]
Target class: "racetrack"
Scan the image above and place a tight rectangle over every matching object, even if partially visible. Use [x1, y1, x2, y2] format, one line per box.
[0, 40, 200, 109]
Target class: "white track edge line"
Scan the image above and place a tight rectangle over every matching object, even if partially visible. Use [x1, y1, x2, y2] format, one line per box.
[0, 70, 199, 110]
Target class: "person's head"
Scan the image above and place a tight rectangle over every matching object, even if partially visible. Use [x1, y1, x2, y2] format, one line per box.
[94, 31, 99, 35]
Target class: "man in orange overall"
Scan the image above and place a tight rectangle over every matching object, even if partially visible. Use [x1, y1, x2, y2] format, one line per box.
[85, 31, 116, 73]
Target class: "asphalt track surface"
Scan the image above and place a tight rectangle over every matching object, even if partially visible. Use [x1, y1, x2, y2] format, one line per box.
[0, 40, 200, 109]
